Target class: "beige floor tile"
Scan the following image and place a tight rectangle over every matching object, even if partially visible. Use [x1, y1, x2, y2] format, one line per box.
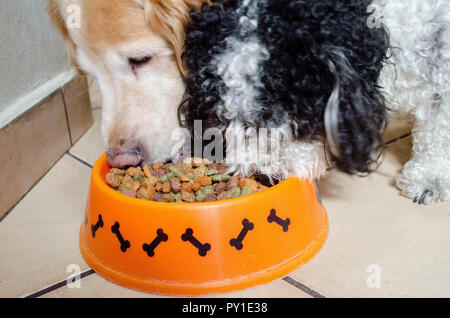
[42, 273, 310, 298]
[290, 137, 450, 297]
[383, 116, 414, 143]
[70, 108, 105, 166]
[207, 279, 311, 298]
[0, 155, 91, 297]
[41, 273, 162, 298]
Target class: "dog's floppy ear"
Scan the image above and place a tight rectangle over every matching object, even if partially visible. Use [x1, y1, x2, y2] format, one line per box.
[145, 0, 206, 76]
[47, 0, 79, 70]
[324, 47, 387, 174]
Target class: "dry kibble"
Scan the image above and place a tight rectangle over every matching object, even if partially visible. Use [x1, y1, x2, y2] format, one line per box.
[131, 181, 141, 192]
[240, 178, 259, 192]
[192, 157, 205, 167]
[217, 191, 227, 201]
[240, 186, 253, 197]
[154, 192, 167, 202]
[192, 180, 202, 192]
[162, 182, 171, 193]
[214, 182, 227, 194]
[211, 174, 230, 182]
[182, 163, 194, 174]
[206, 169, 219, 176]
[127, 166, 142, 176]
[194, 166, 207, 179]
[173, 193, 182, 202]
[170, 177, 181, 194]
[122, 175, 133, 184]
[153, 169, 167, 178]
[227, 176, 240, 190]
[159, 172, 175, 184]
[181, 191, 196, 203]
[146, 185, 155, 198]
[181, 182, 193, 193]
[204, 194, 217, 202]
[219, 165, 229, 175]
[119, 182, 132, 192]
[196, 192, 206, 202]
[197, 176, 212, 186]
[137, 187, 151, 200]
[110, 168, 125, 176]
[119, 188, 137, 198]
[143, 165, 152, 178]
[199, 185, 214, 195]
[169, 165, 185, 177]
[146, 176, 159, 187]
[226, 187, 242, 199]
[180, 175, 190, 182]
[106, 173, 123, 188]
[133, 172, 145, 184]
[153, 163, 164, 170]
[107, 158, 271, 203]
[163, 193, 174, 202]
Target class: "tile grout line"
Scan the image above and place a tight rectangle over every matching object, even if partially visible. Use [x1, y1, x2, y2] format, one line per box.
[22, 269, 96, 298]
[0, 151, 69, 223]
[386, 132, 412, 145]
[66, 151, 94, 169]
[282, 276, 326, 298]
[1, 151, 93, 223]
[325, 132, 411, 173]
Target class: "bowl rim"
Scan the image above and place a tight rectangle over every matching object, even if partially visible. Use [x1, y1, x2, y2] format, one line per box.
[94, 153, 304, 209]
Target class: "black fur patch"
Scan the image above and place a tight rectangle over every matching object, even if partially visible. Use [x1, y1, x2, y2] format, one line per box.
[182, 0, 390, 175]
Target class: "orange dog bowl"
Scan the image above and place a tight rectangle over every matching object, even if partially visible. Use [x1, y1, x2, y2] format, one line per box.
[79, 154, 328, 296]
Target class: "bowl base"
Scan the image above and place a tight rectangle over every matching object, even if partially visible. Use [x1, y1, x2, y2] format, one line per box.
[79, 217, 328, 296]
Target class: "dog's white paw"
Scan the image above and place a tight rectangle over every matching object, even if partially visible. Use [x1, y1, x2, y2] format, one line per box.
[397, 160, 450, 205]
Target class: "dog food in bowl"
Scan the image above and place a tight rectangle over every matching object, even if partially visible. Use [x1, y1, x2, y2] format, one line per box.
[105, 158, 269, 203]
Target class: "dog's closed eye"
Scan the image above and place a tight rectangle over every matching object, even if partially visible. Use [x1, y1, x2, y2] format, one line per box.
[128, 56, 152, 71]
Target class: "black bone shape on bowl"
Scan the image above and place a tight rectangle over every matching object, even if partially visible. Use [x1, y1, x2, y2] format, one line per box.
[111, 222, 131, 252]
[143, 229, 169, 257]
[268, 209, 290, 232]
[91, 214, 103, 238]
[230, 219, 254, 250]
[181, 228, 211, 257]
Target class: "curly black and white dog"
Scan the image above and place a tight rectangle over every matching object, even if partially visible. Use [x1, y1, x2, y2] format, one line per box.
[181, 0, 450, 205]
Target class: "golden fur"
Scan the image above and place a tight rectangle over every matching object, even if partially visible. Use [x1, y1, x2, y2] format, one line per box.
[47, 0, 204, 74]
[47, 0, 206, 166]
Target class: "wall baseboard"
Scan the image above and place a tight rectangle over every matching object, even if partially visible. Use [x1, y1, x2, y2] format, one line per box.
[0, 74, 93, 219]
[0, 68, 77, 129]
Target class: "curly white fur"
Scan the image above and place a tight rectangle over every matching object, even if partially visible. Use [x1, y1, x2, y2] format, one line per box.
[378, 0, 450, 204]
[201, 0, 450, 204]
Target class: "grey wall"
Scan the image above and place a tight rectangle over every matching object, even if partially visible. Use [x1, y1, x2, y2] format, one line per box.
[0, 0, 68, 121]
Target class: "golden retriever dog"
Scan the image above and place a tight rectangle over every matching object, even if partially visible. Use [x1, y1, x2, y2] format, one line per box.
[48, 0, 204, 167]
